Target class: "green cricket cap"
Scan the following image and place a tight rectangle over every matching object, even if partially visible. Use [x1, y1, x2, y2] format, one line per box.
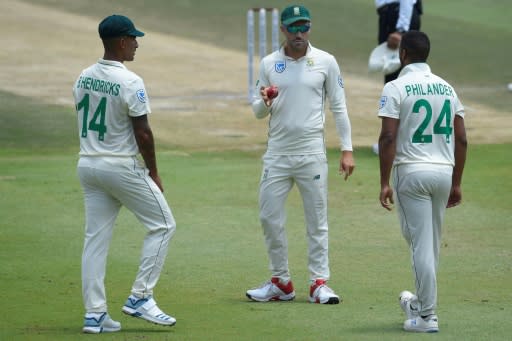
[98, 15, 145, 39]
[281, 5, 311, 26]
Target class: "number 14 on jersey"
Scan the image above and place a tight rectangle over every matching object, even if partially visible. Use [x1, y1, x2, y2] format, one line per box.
[76, 93, 108, 141]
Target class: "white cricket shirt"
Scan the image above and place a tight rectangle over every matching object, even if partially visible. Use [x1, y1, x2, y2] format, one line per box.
[378, 63, 465, 166]
[252, 44, 353, 154]
[73, 59, 151, 156]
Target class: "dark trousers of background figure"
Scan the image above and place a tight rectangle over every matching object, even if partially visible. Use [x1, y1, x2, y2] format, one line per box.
[377, 1, 422, 83]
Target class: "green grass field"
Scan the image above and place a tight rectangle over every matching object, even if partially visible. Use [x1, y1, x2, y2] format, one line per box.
[1, 146, 511, 340]
[1, 0, 511, 340]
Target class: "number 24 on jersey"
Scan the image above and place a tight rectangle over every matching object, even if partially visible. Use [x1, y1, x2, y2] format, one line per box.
[412, 99, 453, 143]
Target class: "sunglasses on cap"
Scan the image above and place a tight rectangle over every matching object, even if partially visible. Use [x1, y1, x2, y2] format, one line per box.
[285, 24, 311, 34]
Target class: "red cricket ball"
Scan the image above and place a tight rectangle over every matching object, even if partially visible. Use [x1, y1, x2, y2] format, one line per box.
[266, 85, 279, 99]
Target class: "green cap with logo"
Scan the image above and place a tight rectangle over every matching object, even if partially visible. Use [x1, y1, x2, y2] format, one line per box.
[98, 14, 145, 39]
[281, 5, 311, 26]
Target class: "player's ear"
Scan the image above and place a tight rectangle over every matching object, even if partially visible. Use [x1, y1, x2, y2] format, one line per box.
[119, 37, 126, 48]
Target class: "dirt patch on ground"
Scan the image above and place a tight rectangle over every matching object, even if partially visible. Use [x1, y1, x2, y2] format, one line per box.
[2, 1, 510, 151]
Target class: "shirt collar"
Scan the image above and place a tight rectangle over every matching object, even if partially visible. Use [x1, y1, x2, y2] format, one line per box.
[279, 43, 313, 60]
[398, 63, 431, 77]
[97, 58, 127, 69]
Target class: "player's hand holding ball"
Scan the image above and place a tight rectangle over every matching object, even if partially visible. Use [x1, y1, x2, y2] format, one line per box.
[266, 85, 279, 99]
[261, 85, 278, 106]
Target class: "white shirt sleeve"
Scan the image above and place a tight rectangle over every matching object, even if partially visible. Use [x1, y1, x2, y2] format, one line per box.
[396, 0, 416, 32]
[378, 82, 401, 119]
[333, 111, 353, 152]
[124, 77, 151, 117]
[326, 57, 353, 151]
[452, 90, 465, 119]
[251, 59, 271, 119]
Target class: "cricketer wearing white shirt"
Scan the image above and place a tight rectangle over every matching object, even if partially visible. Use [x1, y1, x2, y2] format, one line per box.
[74, 38, 176, 324]
[76, 59, 150, 156]
[251, 41, 354, 285]
[378, 31, 467, 331]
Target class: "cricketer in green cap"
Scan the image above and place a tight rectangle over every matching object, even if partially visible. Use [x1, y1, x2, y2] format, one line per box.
[98, 14, 145, 40]
[281, 5, 311, 26]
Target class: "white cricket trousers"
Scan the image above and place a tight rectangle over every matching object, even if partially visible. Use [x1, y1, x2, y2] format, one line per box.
[259, 153, 330, 283]
[393, 163, 452, 317]
[77, 156, 176, 313]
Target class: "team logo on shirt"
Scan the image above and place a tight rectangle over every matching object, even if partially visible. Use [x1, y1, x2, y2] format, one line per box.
[136, 89, 147, 103]
[379, 96, 388, 109]
[306, 58, 314, 67]
[275, 61, 286, 73]
[338, 75, 344, 88]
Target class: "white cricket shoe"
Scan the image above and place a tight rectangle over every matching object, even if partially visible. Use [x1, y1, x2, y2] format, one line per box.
[404, 315, 439, 333]
[122, 295, 176, 326]
[399, 290, 419, 319]
[83, 312, 121, 333]
[246, 277, 295, 302]
[309, 279, 340, 304]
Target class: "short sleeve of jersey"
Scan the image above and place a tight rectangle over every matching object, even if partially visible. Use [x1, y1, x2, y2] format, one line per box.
[453, 94, 465, 119]
[124, 77, 151, 118]
[378, 83, 400, 119]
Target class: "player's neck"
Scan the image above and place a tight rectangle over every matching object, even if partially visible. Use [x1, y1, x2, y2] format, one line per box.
[103, 51, 125, 63]
[284, 44, 307, 60]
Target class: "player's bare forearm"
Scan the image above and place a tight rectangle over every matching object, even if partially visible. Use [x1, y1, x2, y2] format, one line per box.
[378, 143, 395, 211]
[378, 118, 398, 210]
[131, 115, 160, 181]
[378, 118, 398, 187]
[448, 116, 467, 208]
[452, 116, 467, 188]
[139, 139, 158, 175]
[378, 143, 394, 187]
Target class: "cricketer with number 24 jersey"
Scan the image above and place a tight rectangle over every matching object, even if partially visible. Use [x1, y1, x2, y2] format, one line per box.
[378, 63, 465, 166]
